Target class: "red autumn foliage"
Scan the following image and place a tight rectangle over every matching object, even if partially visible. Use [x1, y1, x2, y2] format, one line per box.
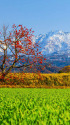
[0, 24, 46, 82]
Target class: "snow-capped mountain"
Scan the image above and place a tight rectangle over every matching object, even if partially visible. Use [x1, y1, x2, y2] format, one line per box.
[0, 30, 70, 56]
[32, 30, 70, 55]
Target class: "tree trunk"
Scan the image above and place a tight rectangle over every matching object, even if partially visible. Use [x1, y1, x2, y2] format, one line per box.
[0, 73, 5, 83]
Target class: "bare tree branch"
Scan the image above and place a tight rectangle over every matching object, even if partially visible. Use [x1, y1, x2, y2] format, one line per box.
[14, 62, 35, 68]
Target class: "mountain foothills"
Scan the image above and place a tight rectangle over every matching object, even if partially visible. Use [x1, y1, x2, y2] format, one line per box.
[58, 65, 70, 73]
[0, 30, 70, 73]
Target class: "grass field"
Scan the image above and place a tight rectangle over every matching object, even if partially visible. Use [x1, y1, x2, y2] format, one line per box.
[0, 88, 70, 125]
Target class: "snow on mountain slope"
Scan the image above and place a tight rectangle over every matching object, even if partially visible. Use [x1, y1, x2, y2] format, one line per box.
[0, 30, 70, 56]
[32, 30, 70, 55]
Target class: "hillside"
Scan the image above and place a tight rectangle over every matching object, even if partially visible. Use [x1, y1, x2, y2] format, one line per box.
[58, 65, 70, 73]
[10, 64, 61, 73]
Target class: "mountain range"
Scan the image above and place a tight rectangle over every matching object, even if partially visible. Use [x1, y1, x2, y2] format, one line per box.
[32, 30, 70, 67]
[32, 30, 70, 55]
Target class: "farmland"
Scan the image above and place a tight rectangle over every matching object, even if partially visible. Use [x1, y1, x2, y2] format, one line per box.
[0, 88, 70, 124]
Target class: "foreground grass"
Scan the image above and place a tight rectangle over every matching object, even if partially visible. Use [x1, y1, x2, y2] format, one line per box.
[0, 88, 70, 125]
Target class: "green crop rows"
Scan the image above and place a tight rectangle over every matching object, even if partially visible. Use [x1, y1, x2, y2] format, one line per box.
[0, 88, 70, 125]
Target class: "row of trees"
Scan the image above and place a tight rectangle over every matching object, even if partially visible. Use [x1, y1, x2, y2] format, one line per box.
[0, 24, 46, 82]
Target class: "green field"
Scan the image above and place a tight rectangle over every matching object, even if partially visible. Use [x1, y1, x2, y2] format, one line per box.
[0, 88, 70, 125]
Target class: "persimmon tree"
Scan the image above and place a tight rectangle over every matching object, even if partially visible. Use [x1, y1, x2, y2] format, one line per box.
[0, 24, 46, 82]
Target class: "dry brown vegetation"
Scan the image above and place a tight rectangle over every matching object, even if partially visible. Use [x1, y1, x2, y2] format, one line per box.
[0, 72, 70, 88]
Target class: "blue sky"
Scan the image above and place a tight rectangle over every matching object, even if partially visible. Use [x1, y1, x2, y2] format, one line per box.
[0, 0, 70, 36]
